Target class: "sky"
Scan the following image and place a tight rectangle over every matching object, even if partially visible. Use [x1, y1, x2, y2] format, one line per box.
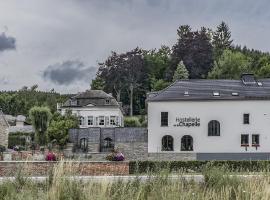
[0, 0, 270, 94]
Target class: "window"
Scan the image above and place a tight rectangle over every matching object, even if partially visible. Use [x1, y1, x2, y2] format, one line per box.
[79, 116, 84, 126]
[161, 112, 168, 127]
[181, 135, 193, 151]
[71, 100, 77, 106]
[252, 134, 260, 146]
[208, 120, 220, 136]
[243, 114, 250, 124]
[79, 138, 88, 152]
[110, 116, 116, 125]
[162, 135, 174, 151]
[103, 137, 114, 148]
[105, 99, 110, 104]
[241, 134, 249, 146]
[99, 116, 105, 126]
[88, 116, 93, 126]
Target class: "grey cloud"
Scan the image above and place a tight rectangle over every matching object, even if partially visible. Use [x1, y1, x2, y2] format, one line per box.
[0, 32, 16, 52]
[43, 60, 97, 85]
[0, 76, 10, 85]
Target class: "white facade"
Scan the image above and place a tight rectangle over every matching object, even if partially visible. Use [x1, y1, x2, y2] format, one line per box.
[148, 100, 270, 153]
[60, 106, 124, 128]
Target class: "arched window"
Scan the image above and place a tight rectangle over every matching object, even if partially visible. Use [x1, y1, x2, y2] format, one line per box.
[181, 135, 193, 151]
[162, 135, 174, 151]
[79, 138, 88, 152]
[208, 120, 220, 136]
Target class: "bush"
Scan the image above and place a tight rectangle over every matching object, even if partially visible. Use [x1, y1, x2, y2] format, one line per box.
[8, 132, 34, 149]
[124, 117, 141, 127]
[129, 160, 270, 174]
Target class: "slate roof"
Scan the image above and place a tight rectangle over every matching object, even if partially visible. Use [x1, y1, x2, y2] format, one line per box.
[62, 90, 120, 107]
[147, 76, 270, 102]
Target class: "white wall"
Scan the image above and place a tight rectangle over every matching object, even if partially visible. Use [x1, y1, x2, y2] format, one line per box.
[148, 100, 270, 153]
[60, 106, 124, 128]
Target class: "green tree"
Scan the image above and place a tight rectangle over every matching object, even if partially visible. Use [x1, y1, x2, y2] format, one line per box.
[256, 63, 270, 78]
[150, 78, 171, 91]
[208, 50, 252, 79]
[47, 111, 79, 148]
[172, 61, 189, 81]
[91, 77, 105, 90]
[169, 25, 213, 79]
[213, 21, 233, 59]
[29, 106, 52, 146]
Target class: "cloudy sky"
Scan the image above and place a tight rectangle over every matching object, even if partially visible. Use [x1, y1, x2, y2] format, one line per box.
[0, 0, 270, 93]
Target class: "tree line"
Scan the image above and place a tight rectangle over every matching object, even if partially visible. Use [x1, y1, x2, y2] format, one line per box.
[91, 22, 270, 116]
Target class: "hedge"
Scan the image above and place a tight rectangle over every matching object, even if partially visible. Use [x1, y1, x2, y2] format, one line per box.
[8, 132, 34, 149]
[129, 160, 270, 174]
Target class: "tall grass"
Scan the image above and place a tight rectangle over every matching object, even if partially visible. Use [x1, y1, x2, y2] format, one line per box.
[0, 161, 270, 199]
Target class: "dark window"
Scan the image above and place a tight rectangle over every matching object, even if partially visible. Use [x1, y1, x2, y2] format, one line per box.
[79, 138, 88, 152]
[101, 137, 114, 152]
[88, 116, 93, 126]
[79, 116, 84, 126]
[252, 134, 260, 146]
[162, 135, 174, 151]
[105, 99, 110, 104]
[243, 114, 250, 124]
[181, 135, 193, 151]
[161, 112, 168, 126]
[241, 134, 249, 146]
[208, 120, 220, 136]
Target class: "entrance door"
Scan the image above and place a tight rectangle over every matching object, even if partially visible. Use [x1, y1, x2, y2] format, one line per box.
[181, 135, 193, 151]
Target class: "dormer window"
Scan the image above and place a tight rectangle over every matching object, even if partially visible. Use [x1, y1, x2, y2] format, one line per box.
[232, 92, 239, 96]
[213, 92, 220, 97]
[71, 99, 77, 106]
[105, 99, 110, 105]
[184, 91, 189, 96]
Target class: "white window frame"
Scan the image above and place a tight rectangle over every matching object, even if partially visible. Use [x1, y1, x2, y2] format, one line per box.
[99, 116, 105, 126]
[88, 116, 93, 126]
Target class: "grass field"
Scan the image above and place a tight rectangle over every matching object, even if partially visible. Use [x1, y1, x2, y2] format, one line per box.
[0, 162, 270, 199]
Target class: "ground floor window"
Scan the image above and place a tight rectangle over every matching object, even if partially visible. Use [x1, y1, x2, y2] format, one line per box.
[79, 138, 88, 152]
[79, 116, 84, 126]
[241, 134, 249, 146]
[181, 135, 193, 151]
[110, 116, 116, 126]
[252, 134, 260, 146]
[88, 116, 93, 126]
[162, 135, 174, 151]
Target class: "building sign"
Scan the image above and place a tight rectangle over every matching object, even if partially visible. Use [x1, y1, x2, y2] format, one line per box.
[173, 117, 200, 127]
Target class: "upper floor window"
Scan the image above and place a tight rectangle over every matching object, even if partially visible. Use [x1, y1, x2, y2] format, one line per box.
[162, 135, 174, 151]
[208, 120, 220, 136]
[88, 116, 93, 126]
[243, 114, 250, 124]
[161, 112, 168, 127]
[71, 99, 77, 106]
[99, 116, 105, 126]
[79, 116, 84, 126]
[252, 134, 260, 146]
[110, 116, 116, 125]
[241, 134, 249, 146]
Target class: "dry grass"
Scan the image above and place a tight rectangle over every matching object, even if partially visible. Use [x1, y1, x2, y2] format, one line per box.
[0, 161, 270, 199]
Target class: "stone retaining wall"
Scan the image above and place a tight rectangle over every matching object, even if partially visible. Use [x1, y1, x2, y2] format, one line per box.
[0, 161, 129, 176]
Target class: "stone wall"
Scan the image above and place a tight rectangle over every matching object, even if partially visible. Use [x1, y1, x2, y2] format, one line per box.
[0, 161, 129, 176]
[0, 111, 9, 148]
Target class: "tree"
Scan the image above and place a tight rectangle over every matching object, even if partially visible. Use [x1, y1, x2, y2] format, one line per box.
[150, 78, 171, 91]
[91, 77, 105, 90]
[213, 21, 233, 59]
[47, 110, 79, 148]
[122, 48, 148, 116]
[256, 63, 270, 78]
[29, 106, 52, 146]
[169, 25, 214, 79]
[208, 50, 252, 79]
[172, 61, 189, 82]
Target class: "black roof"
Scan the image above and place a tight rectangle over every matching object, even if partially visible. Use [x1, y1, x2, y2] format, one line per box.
[62, 90, 120, 107]
[147, 77, 270, 102]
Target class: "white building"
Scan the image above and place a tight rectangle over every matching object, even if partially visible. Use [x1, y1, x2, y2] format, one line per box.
[147, 74, 270, 160]
[58, 90, 124, 128]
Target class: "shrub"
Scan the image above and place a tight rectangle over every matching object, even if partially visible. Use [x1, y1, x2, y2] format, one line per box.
[129, 160, 270, 174]
[8, 132, 34, 149]
[124, 117, 141, 127]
